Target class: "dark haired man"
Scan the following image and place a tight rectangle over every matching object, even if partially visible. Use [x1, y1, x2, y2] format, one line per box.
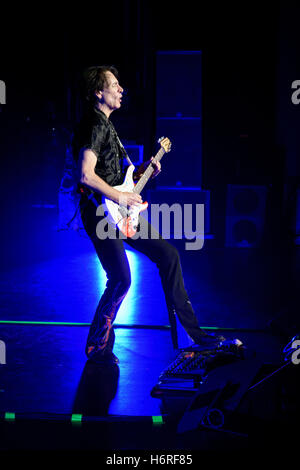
[72, 65, 225, 364]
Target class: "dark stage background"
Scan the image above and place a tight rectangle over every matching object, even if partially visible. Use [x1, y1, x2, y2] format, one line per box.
[1, 2, 300, 242]
[0, 1, 299, 326]
[0, 2, 299, 327]
[0, 1, 300, 453]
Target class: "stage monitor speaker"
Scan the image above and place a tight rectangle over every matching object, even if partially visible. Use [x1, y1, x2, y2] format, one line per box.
[177, 357, 262, 434]
[225, 184, 267, 247]
[175, 358, 299, 439]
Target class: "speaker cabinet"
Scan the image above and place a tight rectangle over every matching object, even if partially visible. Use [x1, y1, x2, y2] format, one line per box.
[225, 184, 267, 247]
[156, 51, 202, 187]
[156, 51, 202, 118]
[155, 118, 202, 186]
[146, 186, 210, 237]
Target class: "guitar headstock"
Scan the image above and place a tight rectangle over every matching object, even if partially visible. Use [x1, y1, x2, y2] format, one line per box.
[158, 136, 172, 153]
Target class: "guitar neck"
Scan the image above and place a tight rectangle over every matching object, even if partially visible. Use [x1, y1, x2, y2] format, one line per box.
[133, 147, 165, 195]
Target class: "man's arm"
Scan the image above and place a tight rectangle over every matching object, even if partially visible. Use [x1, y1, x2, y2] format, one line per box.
[79, 148, 142, 206]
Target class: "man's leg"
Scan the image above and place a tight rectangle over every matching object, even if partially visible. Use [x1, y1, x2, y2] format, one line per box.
[125, 217, 225, 345]
[85, 245, 131, 357]
[81, 200, 131, 360]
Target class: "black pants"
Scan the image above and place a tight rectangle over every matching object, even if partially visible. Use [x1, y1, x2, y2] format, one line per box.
[80, 197, 204, 356]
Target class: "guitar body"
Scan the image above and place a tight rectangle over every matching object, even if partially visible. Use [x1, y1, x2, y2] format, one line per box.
[103, 165, 149, 238]
[85, 137, 172, 238]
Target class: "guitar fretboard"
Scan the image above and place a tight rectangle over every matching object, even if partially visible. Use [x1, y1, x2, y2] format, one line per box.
[133, 147, 165, 195]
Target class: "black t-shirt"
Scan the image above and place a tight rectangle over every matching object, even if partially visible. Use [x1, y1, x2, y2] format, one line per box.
[72, 106, 125, 186]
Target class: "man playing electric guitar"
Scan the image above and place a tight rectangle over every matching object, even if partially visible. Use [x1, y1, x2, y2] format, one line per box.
[72, 65, 225, 364]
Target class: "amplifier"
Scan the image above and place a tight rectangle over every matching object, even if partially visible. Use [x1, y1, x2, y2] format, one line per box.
[146, 186, 211, 236]
[123, 144, 144, 166]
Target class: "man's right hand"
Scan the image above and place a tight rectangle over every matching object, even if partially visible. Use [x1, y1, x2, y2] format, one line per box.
[118, 191, 143, 207]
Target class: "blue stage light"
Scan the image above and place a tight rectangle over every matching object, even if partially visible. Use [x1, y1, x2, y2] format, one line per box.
[116, 249, 141, 324]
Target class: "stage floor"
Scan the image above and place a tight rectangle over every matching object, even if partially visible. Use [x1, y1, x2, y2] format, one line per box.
[0, 220, 299, 449]
[0, 324, 284, 418]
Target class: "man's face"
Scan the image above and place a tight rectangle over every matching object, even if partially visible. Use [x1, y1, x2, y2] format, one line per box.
[98, 71, 123, 113]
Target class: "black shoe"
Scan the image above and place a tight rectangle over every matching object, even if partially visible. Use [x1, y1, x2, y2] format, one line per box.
[87, 348, 120, 365]
[195, 332, 226, 347]
[107, 351, 120, 364]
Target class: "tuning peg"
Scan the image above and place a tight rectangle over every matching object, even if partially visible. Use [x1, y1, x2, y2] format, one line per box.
[158, 136, 165, 143]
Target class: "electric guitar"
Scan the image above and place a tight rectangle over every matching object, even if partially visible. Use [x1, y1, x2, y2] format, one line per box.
[103, 137, 172, 237]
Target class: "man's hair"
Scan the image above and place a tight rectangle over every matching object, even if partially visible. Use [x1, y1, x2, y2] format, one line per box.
[83, 65, 119, 103]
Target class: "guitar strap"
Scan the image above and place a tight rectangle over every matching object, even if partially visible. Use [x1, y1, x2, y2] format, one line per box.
[116, 134, 134, 166]
[107, 119, 134, 167]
